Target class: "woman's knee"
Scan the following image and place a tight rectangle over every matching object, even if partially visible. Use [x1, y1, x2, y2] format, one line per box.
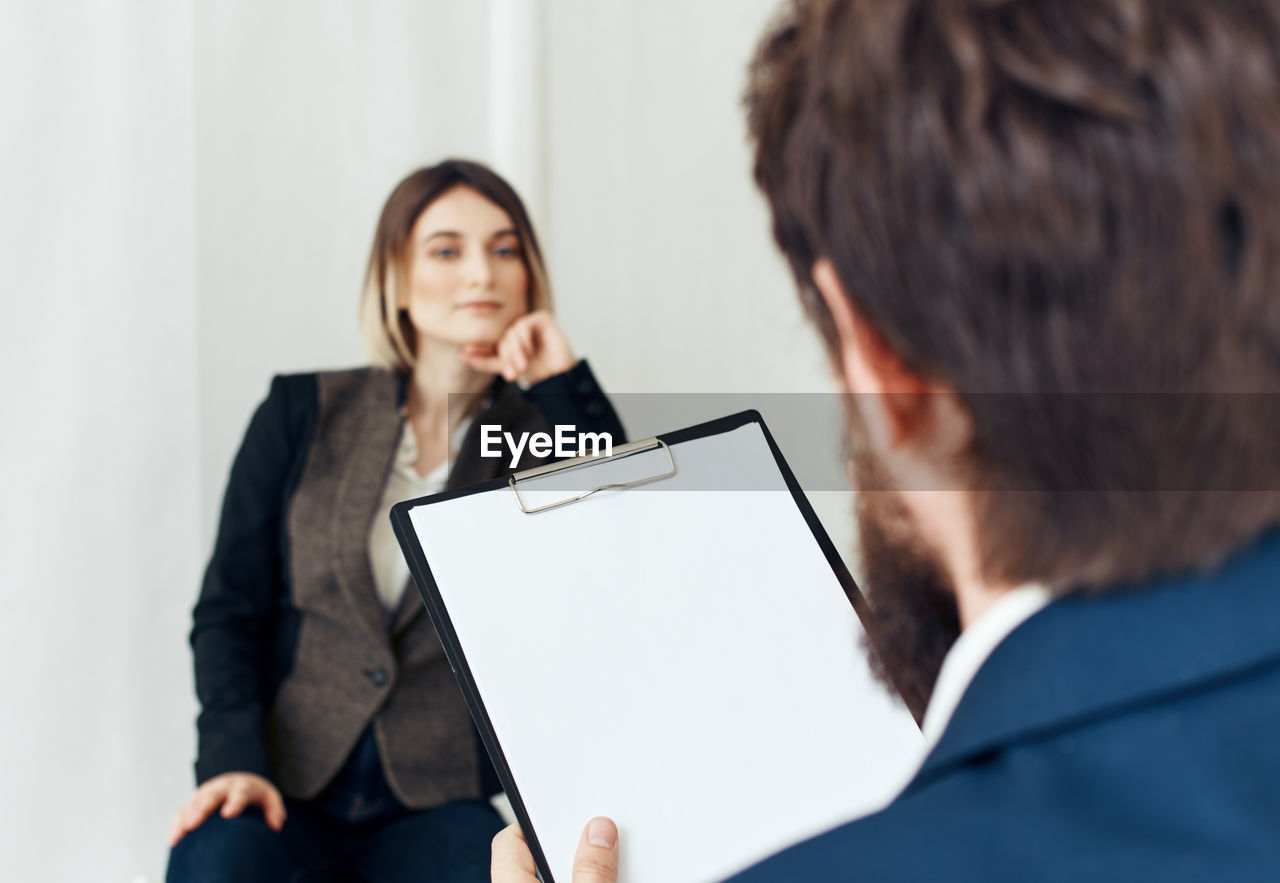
[165, 809, 294, 883]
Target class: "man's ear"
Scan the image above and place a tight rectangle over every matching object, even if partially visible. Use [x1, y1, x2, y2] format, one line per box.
[811, 258, 931, 450]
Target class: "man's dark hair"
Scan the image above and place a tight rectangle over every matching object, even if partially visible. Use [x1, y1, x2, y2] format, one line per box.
[746, 0, 1280, 590]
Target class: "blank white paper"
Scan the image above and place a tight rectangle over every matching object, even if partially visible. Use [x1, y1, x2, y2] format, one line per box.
[406, 422, 923, 882]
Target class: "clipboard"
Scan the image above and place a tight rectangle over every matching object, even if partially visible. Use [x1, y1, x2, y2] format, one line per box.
[391, 411, 922, 882]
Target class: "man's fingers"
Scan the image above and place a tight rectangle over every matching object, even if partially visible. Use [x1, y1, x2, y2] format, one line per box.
[492, 824, 539, 883]
[573, 817, 620, 883]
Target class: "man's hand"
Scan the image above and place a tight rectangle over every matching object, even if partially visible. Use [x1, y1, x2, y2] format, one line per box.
[167, 771, 286, 847]
[460, 309, 577, 386]
[492, 817, 619, 883]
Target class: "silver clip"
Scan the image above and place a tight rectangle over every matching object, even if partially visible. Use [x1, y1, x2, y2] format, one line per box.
[508, 437, 677, 514]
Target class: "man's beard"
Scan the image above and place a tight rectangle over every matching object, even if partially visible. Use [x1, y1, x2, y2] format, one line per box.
[848, 429, 962, 724]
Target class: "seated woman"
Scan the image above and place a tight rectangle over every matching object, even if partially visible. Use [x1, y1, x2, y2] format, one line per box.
[166, 159, 624, 882]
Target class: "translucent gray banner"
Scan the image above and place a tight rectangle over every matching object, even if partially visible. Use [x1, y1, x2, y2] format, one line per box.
[447, 392, 1280, 492]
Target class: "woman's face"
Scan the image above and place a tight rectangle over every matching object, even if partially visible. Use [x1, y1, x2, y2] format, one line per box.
[400, 185, 530, 353]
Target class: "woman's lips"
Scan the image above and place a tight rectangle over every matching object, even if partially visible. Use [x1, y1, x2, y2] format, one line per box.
[457, 301, 503, 314]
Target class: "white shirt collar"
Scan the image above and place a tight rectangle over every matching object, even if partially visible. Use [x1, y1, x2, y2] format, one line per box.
[919, 583, 1054, 750]
[395, 417, 472, 484]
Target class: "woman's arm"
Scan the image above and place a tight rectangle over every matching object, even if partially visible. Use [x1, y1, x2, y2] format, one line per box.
[522, 359, 626, 444]
[459, 309, 626, 443]
[190, 374, 314, 785]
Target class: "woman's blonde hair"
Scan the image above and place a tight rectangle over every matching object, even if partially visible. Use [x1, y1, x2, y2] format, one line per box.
[359, 159, 553, 371]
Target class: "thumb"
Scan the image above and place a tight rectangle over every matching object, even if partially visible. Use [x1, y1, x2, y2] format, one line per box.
[459, 342, 502, 374]
[572, 817, 619, 883]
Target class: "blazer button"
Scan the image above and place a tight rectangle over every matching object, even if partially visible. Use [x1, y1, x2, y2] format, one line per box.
[365, 666, 389, 687]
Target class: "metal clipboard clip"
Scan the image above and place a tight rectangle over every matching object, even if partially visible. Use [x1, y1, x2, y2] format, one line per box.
[508, 436, 677, 514]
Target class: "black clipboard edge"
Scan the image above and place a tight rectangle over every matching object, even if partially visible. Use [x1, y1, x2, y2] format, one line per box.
[389, 408, 896, 883]
[747, 413, 873, 629]
[655, 409, 874, 627]
[390, 496, 556, 881]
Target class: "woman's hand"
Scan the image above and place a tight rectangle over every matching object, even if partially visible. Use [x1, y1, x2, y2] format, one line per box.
[461, 309, 577, 386]
[167, 771, 286, 847]
[491, 818, 619, 883]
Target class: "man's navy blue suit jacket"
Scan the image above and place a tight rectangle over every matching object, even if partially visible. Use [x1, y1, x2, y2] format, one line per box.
[730, 531, 1280, 881]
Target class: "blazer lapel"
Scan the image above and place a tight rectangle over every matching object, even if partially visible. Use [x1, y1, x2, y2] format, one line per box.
[447, 380, 548, 490]
[331, 371, 403, 644]
[906, 529, 1280, 795]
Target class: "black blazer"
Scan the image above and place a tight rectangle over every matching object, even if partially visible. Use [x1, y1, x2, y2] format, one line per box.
[190, 360, 624, 807]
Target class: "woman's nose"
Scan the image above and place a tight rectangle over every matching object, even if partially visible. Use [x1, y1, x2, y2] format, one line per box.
[464, 251, 494, 288]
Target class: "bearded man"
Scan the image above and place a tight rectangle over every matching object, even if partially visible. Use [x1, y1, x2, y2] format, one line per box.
[495, 0, 1280, 879]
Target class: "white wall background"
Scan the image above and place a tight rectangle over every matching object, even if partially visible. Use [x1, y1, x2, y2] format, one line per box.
[2, 2, 201, 881]
[1, 2, 857, 880]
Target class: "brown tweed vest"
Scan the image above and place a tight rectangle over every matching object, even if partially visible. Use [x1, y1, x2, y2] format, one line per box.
[266, 367, 550, 808]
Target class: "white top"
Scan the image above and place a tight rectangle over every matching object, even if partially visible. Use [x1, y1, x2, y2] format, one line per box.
[367, 421, 457, 612]
[919, 582, 1055, 750]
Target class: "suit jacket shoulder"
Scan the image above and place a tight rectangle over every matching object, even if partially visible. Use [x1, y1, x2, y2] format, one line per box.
[729, 531, 1280, 882]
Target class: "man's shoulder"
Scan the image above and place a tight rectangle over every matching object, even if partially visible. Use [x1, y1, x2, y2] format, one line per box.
[732, 652, 1280, 880]
[729, 536, 1280, 882]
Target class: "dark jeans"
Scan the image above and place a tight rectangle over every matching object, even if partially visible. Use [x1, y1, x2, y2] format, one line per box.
[166, 729, 503, 883]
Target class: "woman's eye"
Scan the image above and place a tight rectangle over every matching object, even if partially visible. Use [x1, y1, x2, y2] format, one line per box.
[431, 247, 458, 259]
[494, 245, 521, 258]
